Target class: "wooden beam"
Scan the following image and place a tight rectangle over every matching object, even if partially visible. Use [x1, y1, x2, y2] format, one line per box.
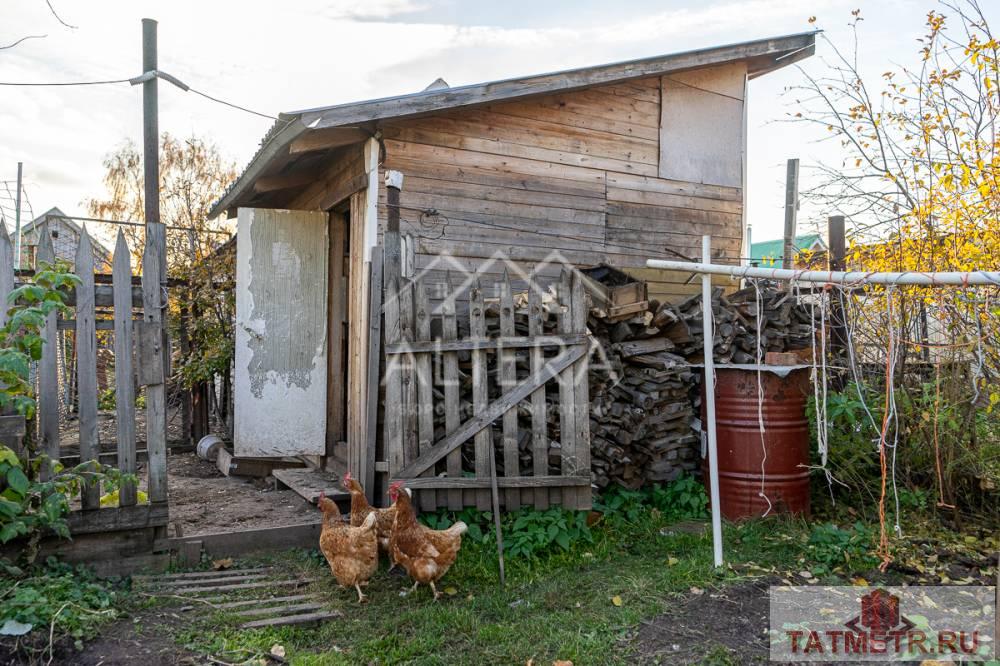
[384, 334, 586, 355]
[318, 172, 369, 213]
[395, 476, 591, 489]
[288, 127, 371, 154]
[394, 342, 587, 479]
[253, 169, 323, 193]
[159, 522, 324, 558]
[67, 503, 169, 535]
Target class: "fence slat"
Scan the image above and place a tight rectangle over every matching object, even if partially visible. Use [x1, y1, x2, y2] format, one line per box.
[398, 280, 418, 469]
[413, 279, 435, 510]
[440, 275, 463, 510]
[0, 224, 13, 328]
[75, 227, 100, 509]
[36, 230, 60, 478]
[0, 226, 21, 458]
[498, 272, 520, 510]
[382, 277, 404, 480]
[570, 270, 592, 510]
[469, 280, 491, 511]
[556, 269, 576, 508]
[527, 266, 549, 510]
[142, 222, 168, 504]
[112, 231, 137, 507]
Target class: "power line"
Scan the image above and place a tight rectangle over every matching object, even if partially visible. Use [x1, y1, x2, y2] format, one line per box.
[0, 70, 276, 119]
[0, 77, 133, 86]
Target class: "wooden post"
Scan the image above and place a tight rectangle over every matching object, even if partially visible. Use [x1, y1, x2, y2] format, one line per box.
[37, 230, 60, 477]
[828, 215, 847, 360]
[702, 235, 723, 567]
[76, 228, 100, 510]
[782, 158, 800, 270]
[112, 231, 137, 506]
[0, 226, 22, 458]
[363, 251, 383, 504]
[383, 171, 403, 294]
[382, 277, 404, 487]
[141, 18, 168, 507]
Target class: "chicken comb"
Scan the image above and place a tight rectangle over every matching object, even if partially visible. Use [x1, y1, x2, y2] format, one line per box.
[343, 471, 352, 482]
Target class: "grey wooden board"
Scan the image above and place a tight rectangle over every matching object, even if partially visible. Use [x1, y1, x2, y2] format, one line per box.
[0, 224, 13, 328]
[143, 574, 270, 589]
[76, 228, 100, 509]
[236, 602, 326, 618]
[440, 279, 462, 510]
[213, 593, 317, 609]
[469, 281, 491, 510]
[498, 273, 519, 509]
[240, 610, 342, 629]
[142, 221, 168, 504]
[272, 468, 350, 504]
[112, 230, 136, 506]
[133, 567, 273, 582]
[528, 268, 549, 509]
[36, 230, 60, 473]
[168, 579, 317, 595]
[414, 278, 435, 510]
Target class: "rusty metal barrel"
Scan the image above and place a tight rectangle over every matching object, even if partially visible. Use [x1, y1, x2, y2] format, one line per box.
[702, 366, 811, 520]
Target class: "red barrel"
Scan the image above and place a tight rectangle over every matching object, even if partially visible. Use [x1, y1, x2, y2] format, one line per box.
[702, 367, 811, 520]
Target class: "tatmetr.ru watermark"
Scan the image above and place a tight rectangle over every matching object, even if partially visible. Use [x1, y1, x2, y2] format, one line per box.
[769, 585, 995, 661]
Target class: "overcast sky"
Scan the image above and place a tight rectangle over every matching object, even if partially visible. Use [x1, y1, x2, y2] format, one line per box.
[3, 0, 995, 248]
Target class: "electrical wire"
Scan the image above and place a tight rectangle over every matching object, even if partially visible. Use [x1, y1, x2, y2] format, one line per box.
[752, 278, 773, 517]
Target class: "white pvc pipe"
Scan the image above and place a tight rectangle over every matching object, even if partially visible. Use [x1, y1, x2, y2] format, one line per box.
[702, 235, 724, 568]
[645, 259, 1000, 287]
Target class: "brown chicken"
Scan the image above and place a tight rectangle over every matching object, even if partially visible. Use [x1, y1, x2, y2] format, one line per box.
[343, 472, 398, 555]
[388, 484, 467, 600]
[317, 492, 378, 603]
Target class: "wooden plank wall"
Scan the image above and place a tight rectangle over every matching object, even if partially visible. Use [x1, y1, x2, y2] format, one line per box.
[378, 75, 744, 303]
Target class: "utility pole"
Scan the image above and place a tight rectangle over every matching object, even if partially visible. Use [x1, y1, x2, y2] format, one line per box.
[828, 215, 847, 382]
[141, 18, 168, 507]
[782, 158, 800, 270]
[14, 162, 22, 269]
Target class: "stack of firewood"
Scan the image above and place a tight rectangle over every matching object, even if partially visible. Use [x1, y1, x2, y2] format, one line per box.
[587, 316, 700, 489]
[437, 279, 812, 493]
[654, 285, 814, 363]
[585, 282, 813, 490]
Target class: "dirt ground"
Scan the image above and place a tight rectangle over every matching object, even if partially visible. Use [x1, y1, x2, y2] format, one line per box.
[630, 578, 774, 664]
[166, 451, 317, 537]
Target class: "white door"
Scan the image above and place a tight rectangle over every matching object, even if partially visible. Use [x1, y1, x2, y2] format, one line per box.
[234, 208, 329, 457]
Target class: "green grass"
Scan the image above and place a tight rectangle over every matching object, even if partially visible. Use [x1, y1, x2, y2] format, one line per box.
[169, 513, 810, 665]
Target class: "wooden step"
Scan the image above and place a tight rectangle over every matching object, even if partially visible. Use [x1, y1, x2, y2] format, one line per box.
[272, 468, 351, 504]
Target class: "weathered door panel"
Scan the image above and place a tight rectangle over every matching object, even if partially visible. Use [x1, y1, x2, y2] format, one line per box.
[235, 208, 329, 456]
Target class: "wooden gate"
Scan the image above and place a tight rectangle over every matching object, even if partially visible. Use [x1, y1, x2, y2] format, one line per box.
[1, 221, 169, 536]
[381, 268, 592, 511]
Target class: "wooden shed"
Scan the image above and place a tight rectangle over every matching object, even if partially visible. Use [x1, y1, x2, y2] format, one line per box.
[208, 32, 816, 509]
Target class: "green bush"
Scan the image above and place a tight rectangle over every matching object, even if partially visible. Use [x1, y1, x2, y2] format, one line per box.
[805, 521, 880, 575]
[0, 558, 118, 655]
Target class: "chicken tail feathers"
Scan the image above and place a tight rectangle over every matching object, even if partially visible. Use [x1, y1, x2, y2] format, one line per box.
[361, 512, 377, 530]
[447, 521, 468, 537]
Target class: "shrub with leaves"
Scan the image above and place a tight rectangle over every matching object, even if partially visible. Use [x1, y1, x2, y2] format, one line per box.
[0, 557, 119, 658]
[0, 263, 79, 418]
[0, 263, 125, 563]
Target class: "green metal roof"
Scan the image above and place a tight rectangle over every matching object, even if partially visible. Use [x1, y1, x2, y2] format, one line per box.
[750, 234, 825, 264]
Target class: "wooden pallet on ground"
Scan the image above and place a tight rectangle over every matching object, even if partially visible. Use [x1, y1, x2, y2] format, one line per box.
[272, 468, 351, 504]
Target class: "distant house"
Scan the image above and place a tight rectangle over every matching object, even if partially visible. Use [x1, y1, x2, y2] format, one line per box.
[18, 207, 113, 272]
[750, 233, 827, 268]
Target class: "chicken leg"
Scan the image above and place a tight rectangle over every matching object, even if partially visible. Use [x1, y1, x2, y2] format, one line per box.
[355, 583, 368, 603]
[430, 581, 441, 601]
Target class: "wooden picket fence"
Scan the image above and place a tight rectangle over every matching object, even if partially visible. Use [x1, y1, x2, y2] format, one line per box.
[1, 221, 169, 534]
[381, 268, 592, 511]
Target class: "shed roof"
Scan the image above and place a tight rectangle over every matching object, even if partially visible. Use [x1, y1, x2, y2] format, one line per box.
[750, 234, 826, 264]
[210, 31, 817, 219]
